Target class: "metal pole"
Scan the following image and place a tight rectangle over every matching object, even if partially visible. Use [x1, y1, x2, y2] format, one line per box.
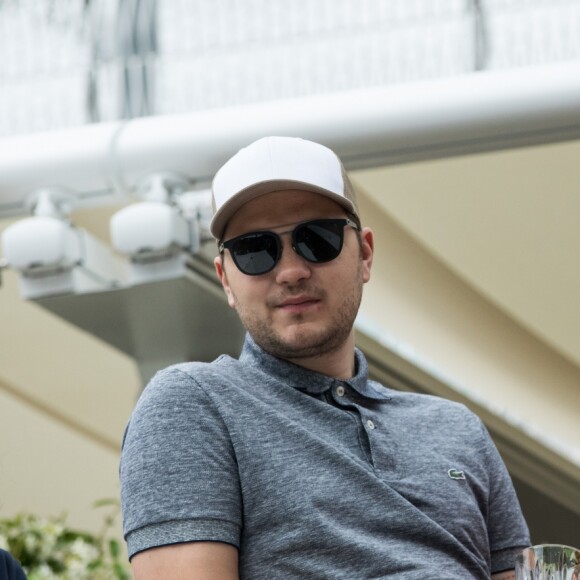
[470, 0, 489, 71]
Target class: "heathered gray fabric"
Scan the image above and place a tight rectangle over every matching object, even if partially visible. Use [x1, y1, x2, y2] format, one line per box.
[120, 334, 530, 578]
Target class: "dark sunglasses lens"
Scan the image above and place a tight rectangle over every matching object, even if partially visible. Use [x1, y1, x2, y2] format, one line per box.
[231, 233, 279, 275]
[295, 221, 344, 263]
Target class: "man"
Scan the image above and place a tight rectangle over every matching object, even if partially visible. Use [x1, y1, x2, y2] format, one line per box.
[0, 549, 27, 580]
[120, 136, 530, 579]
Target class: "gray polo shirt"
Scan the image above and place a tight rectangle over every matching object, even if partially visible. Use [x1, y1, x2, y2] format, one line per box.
[120, 334, 530, 578]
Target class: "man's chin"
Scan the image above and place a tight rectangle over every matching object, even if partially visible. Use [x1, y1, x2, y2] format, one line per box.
[265, 328, 343, 360]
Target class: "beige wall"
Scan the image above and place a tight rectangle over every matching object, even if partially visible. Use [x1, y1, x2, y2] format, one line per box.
[0, 258, 140, 542]
[0, 388, 125, 537]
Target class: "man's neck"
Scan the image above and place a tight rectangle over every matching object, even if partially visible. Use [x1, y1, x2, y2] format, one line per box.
[283, 336, 357, 379]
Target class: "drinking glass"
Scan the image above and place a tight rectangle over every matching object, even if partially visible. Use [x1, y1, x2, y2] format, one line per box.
[515, 544, 580, 580]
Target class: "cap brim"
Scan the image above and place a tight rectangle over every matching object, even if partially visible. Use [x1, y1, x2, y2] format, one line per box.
[210, 179, 356, 239]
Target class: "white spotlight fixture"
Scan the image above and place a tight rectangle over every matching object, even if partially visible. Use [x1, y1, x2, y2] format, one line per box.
[3, 189, 80, 274]
[1, 189, 122, 298]
[109, 173, 213, 285]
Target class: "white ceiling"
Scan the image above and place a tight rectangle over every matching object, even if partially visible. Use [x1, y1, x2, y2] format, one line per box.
[352, 138, 580, 369]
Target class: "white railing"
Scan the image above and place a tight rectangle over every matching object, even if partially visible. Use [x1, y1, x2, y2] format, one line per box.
[2, 60, 580, 217]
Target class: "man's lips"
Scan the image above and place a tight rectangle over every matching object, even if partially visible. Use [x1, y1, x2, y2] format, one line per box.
[275, 296, 321, 311]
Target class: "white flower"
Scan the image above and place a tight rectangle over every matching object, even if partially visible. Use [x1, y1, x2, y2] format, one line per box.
[30, 563, 59, 579]
[66, 557, 91, 578]
[24, 530, 40, 552]
[0, 506, 129, 578]
[69, 537, 100, 563]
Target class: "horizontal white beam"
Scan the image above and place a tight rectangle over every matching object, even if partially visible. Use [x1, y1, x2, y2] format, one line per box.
[2, 60, 580, 217]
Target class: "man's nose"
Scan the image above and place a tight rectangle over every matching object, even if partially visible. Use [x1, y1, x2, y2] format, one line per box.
[274, 238, 311, 285]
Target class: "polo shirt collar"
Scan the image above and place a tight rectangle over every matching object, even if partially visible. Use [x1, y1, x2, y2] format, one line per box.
[239, 333, 390, 401]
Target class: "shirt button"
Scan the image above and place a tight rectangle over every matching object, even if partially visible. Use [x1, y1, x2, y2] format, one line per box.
[366, 419, 376, 430]
[336, 386, 345, 397]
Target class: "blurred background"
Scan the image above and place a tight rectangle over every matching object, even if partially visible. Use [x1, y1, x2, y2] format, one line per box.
[1, 0, 579, 562]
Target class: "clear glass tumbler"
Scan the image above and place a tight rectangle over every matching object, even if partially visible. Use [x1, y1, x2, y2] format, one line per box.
[515, 544, 580, 580]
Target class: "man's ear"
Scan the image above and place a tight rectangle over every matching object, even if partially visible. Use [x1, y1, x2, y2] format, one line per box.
[360, 227, 374, 284]
[214, 255, 237, 309]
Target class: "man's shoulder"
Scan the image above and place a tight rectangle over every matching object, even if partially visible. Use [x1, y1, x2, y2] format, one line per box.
[170, 353, 241, 381]
[124, 355, 248, 446]
[371, 380, 481, 423]
[150, 354, 239, 383]
[135, 354, 243, 407]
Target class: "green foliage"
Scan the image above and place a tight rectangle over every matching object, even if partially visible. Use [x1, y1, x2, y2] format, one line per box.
[0, 499, 130, 580]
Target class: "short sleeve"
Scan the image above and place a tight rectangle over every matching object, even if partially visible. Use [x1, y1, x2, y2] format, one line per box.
[120, 366, 242, 559]
[477, 419, 530, 573]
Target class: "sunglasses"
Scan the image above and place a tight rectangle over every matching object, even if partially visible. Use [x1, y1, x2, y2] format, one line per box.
[219, 218, 360, 276]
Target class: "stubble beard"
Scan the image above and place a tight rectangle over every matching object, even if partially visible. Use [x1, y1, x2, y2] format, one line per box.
[232, 262, 364, 363]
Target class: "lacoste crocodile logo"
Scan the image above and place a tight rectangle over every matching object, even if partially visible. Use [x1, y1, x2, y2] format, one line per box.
[448, 468, 466, 480]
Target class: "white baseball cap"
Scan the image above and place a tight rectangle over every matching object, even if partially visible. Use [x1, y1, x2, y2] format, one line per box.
[210, 136, 359, 239]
